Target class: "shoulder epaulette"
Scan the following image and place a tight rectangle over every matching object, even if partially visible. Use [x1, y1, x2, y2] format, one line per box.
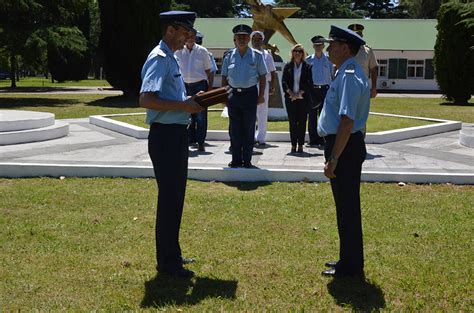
[252, 48, 263, 55]
[223, 48, 233, 58]
[345, 64, 355, 74]
[155, 48, 166, 58]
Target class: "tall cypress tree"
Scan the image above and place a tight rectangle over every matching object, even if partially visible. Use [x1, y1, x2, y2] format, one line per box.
[434, 1, 473, 104]
[98, 0, 170, 96]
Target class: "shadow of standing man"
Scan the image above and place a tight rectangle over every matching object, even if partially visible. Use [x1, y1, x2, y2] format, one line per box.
[327, 277, 385, 312]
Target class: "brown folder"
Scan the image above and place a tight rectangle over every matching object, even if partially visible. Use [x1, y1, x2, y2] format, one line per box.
[194, 86, 231, 108]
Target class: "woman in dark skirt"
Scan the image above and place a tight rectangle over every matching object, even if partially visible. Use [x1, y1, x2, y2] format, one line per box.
[282, 44, 314, 153]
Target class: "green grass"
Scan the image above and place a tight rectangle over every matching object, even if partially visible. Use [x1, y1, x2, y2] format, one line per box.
[0, 178, 472, 311]
[0, 93, 472, 124]
[111, 111, 434, 133]
[0, 77, 111, 88]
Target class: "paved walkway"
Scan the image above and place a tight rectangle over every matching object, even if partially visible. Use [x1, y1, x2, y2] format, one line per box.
[1, 118, 473, 184]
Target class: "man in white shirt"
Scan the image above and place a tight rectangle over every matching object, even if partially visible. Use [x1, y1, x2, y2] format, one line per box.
[250, 31, 277, 146]
[348, 24, 378, 98]
[175, 29, 213, 151]
[195, 31, 217, 75]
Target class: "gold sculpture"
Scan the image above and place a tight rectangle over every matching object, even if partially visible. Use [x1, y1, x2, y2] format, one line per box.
[246, 0, 300, 55]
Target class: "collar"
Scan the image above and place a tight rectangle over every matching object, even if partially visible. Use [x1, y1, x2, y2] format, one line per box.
[159, 40, 172, 56]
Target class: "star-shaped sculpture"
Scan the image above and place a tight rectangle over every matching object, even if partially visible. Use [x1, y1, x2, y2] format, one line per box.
[246, 0, 300, 54]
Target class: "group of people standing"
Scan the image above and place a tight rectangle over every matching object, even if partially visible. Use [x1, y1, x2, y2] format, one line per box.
[139, 10, 375, 280]
[282, 24, 378, 154]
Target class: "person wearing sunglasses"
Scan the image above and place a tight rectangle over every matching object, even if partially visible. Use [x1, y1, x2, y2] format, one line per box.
[139, 11, 203, 278]
[281, 44, 314, 153]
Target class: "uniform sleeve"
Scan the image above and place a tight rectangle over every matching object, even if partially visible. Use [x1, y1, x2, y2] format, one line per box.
[221, 54, 229, 77]
[257, 53, 268, 76]
[368, 48, 378, 69]
[202, 48, 212, 71]
[265, 52, 276, 72]
[140, 55, 166, 94]
[338, 74, 361, 121]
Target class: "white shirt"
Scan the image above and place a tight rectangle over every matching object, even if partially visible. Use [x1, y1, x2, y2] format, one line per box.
[262, 49, 276, 82]
[354, 45, 378, 78]
[293, 63, 302, 94]
[175, 43, 212, 83]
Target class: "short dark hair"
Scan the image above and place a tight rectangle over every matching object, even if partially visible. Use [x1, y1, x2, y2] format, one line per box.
[161, 22, 179, 36]
[347, 42, 360, 56]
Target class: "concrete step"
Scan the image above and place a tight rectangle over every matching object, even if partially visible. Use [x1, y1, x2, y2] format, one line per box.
[460, 124, 474, 148]
[0, 110, 55, 132]
[0, 121, 69, 145]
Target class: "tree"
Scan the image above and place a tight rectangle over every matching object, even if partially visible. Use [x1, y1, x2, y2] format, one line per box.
[353, 0, 408, 18]
[0, 0, 91, 87]
[98, 0, 170, 96]
[170, 0, 236, 17]
[434, 1, 473, 104]
[399, 0, 441, 18]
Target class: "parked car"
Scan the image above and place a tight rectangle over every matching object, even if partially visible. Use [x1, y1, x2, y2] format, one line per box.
[0, 71, 9, 80]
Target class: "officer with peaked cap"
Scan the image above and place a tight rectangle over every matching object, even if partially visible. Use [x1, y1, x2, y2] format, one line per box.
[317, 25, 370, 278]
[306, 35, 334, 147]
[348, 23, 378, 98]
[139, 10, 203, 278]
[221, 24, 268, 168]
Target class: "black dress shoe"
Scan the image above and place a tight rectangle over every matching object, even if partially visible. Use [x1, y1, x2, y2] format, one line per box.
[182, 257, 196, 265]
[325, 261, 338, 268]
[198, 143, 205, 152]
[162, 267, 195, 278]
[228, 161, 241, 168]
[321, 268, 364, 278]
[243, 162, 255, 168]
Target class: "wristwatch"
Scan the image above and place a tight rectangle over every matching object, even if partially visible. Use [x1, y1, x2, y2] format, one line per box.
[328, 155, 338, 165]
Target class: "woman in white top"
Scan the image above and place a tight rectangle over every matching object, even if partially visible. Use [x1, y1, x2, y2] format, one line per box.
[282, 44, 314, 153]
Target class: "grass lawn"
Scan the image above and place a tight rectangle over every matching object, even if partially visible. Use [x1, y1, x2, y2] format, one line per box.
[0, 77, 111, 88]
[0, 93, 472, 124]
[111, 111, 434, 133]
[0, 178, 472, 311]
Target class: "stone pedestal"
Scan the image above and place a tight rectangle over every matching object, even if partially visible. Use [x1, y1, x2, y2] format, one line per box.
[0, 110, 69, 145]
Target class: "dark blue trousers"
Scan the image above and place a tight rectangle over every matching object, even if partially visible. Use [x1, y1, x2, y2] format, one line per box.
[324, 131, 366, 274]
[308, 85, 329, 144]
[228, 86, 258, 164]
[186, 80, 208, 145]
[148, 123, 188, 272]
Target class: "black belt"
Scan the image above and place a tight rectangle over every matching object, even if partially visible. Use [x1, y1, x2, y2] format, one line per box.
[185, 80, 207, 87]
[313, 84, 329, 89]
[230, 85, 256, 93]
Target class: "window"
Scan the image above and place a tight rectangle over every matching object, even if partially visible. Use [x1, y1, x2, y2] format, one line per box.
[407, 60, 424, 78]
[388, 59, 407, 79]
[378, 59, 388, 78]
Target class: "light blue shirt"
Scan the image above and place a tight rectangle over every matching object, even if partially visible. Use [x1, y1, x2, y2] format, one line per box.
[140, 41, 189, 125]
[209, 52, 217, 73]
[221, 47, 268, 88]
[306, 53, 333, 86]
[317, 57, 370, 137]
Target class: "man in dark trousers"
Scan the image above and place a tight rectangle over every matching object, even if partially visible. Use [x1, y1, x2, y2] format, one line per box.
[317, 25, 370, 278]
[221, 24, 268, 168]
[139, 11, 203, 278]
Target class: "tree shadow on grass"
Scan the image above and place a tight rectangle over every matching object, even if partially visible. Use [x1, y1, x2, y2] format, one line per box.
[87, 95, 139, 108]
[0, 97, 79, 108]
[141, 274, 237, 308]
[327, 277, 385, 312]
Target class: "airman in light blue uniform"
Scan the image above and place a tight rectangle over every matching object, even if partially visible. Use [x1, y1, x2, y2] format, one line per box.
[317, 58, 370, 137]
[221, 24, 268, 168]
[139, 10, 202, 279]
[317, 25, 370, 279]
[141, 40, 189, 125]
